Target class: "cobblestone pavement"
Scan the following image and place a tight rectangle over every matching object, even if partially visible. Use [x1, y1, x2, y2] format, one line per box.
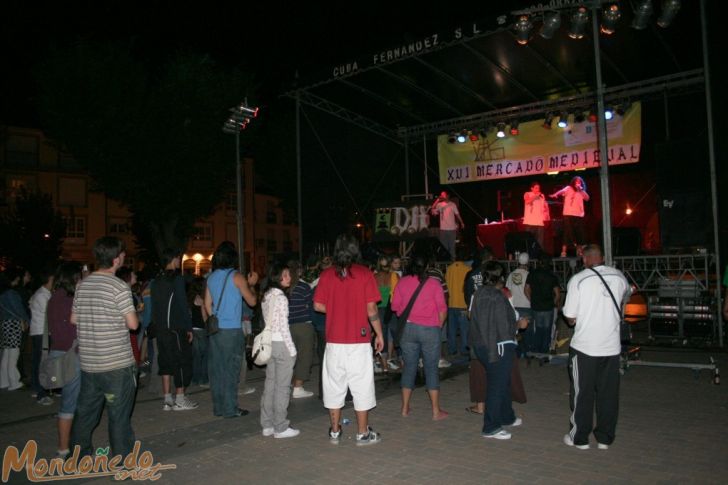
[2, 348, 727, 484]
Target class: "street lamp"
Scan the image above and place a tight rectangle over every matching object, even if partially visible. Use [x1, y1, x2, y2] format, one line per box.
[223, 101, 259, 273]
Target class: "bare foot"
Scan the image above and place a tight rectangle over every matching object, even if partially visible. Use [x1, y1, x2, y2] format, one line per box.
[432, 410, 449, 421]
[401, 407, 411, 417]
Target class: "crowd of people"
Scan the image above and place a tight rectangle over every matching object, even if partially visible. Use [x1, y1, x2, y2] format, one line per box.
[0, 230, 630, 457]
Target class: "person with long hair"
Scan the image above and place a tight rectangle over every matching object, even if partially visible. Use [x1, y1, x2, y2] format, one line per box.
[391, 256, 448, 420]
[47, 262, 83, 458]
[550, 176, 590, 257]
[373, 256, 399, 373]
[0, 268, 30, 391]
[313, 234, 384, 445]
[260, 262, 299, 438]
[469, 261, 529, 440]
[204, 241, 258, 418]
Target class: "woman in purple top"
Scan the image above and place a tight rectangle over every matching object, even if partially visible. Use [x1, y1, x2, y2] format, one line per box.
[47, 262, 82, 459]
[391, 257, 448, 420]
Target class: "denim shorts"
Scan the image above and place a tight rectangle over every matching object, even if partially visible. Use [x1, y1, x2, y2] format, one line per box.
[49, 350, 81, 419]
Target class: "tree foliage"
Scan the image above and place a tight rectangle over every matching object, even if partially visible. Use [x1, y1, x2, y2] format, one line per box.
[36, 41, 256, 255]
[0, 188, 66, 273]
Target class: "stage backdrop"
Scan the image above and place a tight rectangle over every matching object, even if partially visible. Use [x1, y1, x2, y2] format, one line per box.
[373, 200, 434, 242]
[437, 102, 642, 184]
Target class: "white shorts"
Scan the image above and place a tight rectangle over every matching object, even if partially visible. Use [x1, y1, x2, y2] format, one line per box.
[322, 343, 376, 411]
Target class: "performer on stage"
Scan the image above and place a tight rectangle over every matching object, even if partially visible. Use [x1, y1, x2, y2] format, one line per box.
[430, 190, 464, 260]
[550, 176, 590, 257]
[523, 182, 546, 250]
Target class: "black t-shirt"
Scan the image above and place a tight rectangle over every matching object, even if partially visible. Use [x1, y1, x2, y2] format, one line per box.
[526, 268, 559, 311]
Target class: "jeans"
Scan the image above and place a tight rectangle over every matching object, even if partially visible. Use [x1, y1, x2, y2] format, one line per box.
[447, 309, 469, 355]
[31, 335, 48, 398]
[400, 323, 441, 390]
[191, 329, 208, 385]
[49, 350, 81, 419]
[260, 341, 295, 433]
[532, 310, 554, 354]
[208, 328, 244, 417]
[474, 344, 516, 435]
[70, 365, 137, 458]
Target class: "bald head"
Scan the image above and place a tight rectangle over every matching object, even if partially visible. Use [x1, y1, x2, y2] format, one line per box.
[582, 244, 604, 268]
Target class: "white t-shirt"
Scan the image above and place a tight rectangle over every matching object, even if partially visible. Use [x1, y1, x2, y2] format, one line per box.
[563, 265, 630, 357]
[562, 186, 588, 217]
[29, 286, 52, 336]
[523, 192, 545, 226]
[506, 268, 530, 309]
[436, 201, 460, 230]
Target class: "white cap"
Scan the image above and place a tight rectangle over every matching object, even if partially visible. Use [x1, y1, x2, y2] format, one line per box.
[518, 253, 530, 265]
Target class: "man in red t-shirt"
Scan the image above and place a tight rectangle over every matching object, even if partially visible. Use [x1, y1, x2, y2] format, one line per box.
[313, 234, 384, 446]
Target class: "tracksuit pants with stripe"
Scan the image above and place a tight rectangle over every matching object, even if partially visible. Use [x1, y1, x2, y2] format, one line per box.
[567, 348, 620, 446]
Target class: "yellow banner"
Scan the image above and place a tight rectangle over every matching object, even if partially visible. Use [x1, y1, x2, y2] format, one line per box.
[437, 102, 641, 184]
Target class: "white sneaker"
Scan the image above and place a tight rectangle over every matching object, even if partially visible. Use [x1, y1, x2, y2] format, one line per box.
[262, 427, 274, 437]
[563, 434, 590, 450]
[37, 396, 54, 406]
[274, 427, 300, 439]
[438, 358, 452, 368]
[238, 387, 256, 395]
[597, 443, 609, 450]
[506, 417, 522, 427]
[162, 400, 174, 411]
[373, 361, 384, 374]
[387, 359, 400, 371]
[483, 429, 512, 440]
[173, 395, 198, 411]
[292, 387, 314, 398]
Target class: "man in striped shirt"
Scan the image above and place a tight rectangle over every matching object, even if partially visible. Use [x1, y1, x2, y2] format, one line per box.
[70, 236, 139, 458]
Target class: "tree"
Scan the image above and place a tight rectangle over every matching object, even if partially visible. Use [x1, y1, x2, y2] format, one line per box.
[36, 41, 257, 255]
[0, 188, 66, 273]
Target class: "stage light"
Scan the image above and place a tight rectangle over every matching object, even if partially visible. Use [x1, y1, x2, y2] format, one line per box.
[625, 207, 633, 215]
[540, 11, 561, 39]
[657, 0, 681, 28]
[543, 113, 554, 129]
[469, 131, 479, 142]
[588, 110, 598, 123]
[557, 112, 569, 128]
[231, 103, 259, 119]
[568, 7, 590, 39]
[514, 15, 533, 45]
[601, 4, 621, 35]
[604, 108, 614, 120]
[447, 132, 456, 143]
[496, 123, 506, 138]
[510, 120, 520, 136]
[456, 132, 467, 143]
[632, 0, 653, 30]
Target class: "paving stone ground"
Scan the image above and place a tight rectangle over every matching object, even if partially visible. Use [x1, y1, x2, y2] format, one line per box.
[1, 347, 727, 484]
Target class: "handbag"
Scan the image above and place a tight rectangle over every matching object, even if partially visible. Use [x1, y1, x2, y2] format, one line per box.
[394, 277, 429, 345]
[207, 270, 233, 336]
[251, 309, 272, 366]
[39, 313, 78, 388]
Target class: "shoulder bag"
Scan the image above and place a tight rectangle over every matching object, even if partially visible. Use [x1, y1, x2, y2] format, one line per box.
[251, 296, 272, 366]
[207, 270, 233, 336]
[588, 267, 629, 342]
[39, 312, 78, 389]
[394, 277, 429, 345]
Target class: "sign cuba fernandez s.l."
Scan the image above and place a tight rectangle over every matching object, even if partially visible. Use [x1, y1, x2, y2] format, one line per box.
[329, 1, 585, 78]
[373, 200, 434, 242]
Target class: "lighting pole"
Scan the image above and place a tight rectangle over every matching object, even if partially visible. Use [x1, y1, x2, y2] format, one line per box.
[223, 101, 259, 274]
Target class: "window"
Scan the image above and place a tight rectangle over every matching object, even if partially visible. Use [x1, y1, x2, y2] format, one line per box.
[109, 218, 130, 235]
[3, 174, 38, 204]
[58, 148, 80, 170]
[227, 193, 237, 212]
[5, 134, 39, 167]
[256, 238, 265, 248]
[266, 201, 277, 224]
[191, 223, 213, 248]
[64, 217, 86, 242]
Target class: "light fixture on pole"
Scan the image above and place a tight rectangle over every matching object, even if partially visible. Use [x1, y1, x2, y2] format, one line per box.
[657, 0, 681, 28]
[514, 15, 533, 45]
[631, 0, 654, 30]
[222, 101, 260, 273]
[601, 4, 621, 34]
[496, 123, 506, 138]
[569, 6, 590, 39]
[540, 11, 561, 39]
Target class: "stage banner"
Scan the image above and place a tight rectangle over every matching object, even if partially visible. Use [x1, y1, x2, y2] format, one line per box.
[437, 102, 642, 184]
[373, 200, 434, 242]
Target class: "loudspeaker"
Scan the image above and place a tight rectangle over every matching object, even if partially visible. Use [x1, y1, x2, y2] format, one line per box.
[411, 237, 451, 262]
[612, 227, 641, 256]
[505, 231, 542, 259]
[659, 191, 710, 248]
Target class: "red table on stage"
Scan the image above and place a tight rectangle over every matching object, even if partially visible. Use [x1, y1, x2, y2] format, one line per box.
[476, 220, 560, 258]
